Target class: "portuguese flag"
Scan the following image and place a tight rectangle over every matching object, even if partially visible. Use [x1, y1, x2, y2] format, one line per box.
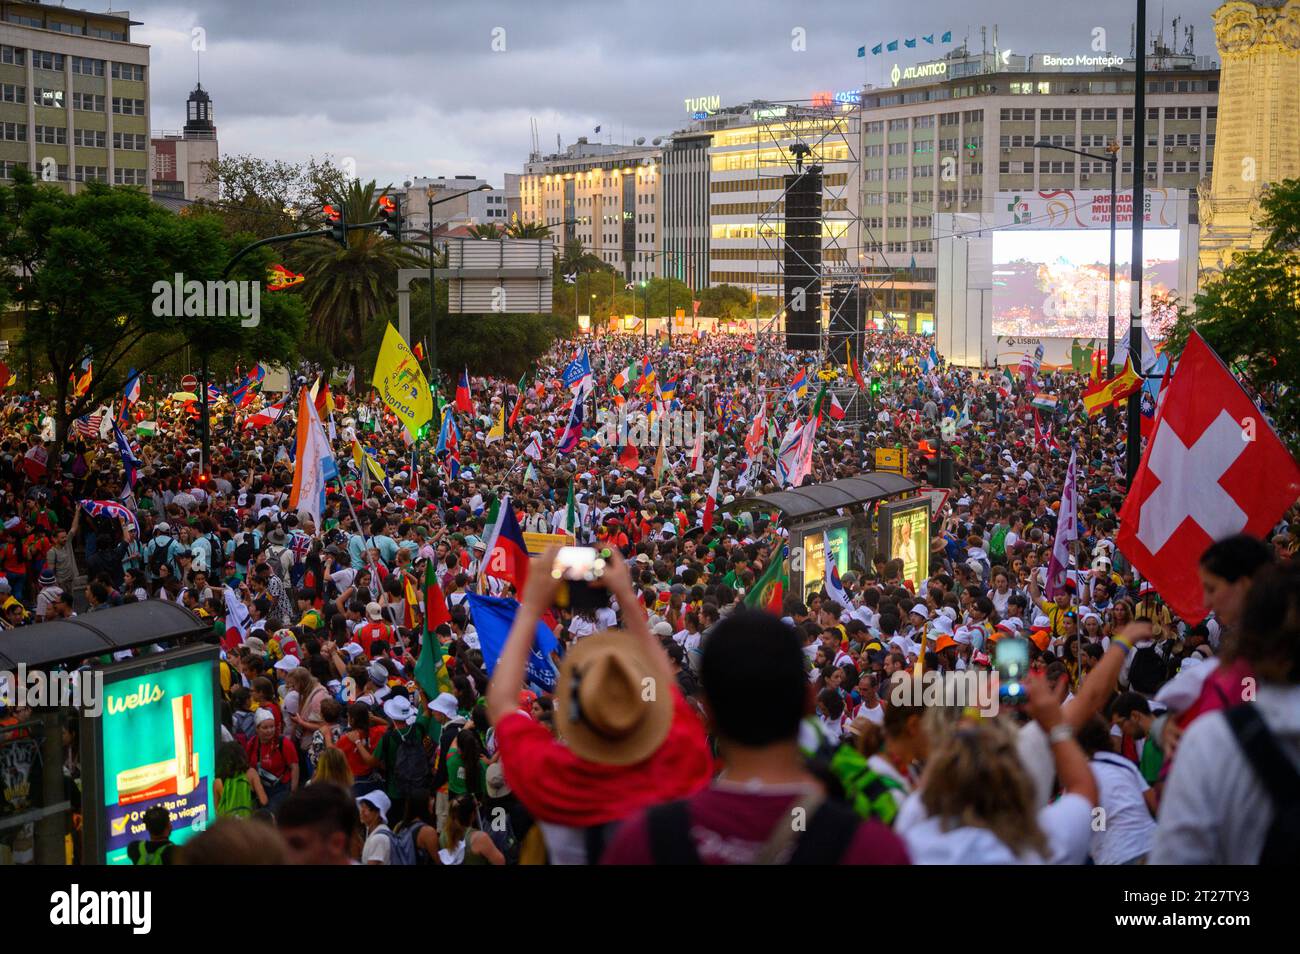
[744, 545, 789, 615]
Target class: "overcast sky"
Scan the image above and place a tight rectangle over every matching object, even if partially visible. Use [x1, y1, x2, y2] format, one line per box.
[126, 0, 1224, 187]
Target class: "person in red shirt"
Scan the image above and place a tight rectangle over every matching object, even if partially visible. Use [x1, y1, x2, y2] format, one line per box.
[487, 546, 713, 865]
[354, 603, 396, 655]
[335, 702, 386, 794]
[244, 708, 299, 811]
[604, 608, 911, 866]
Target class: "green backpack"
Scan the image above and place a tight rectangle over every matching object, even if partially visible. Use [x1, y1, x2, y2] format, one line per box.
[216, 774, 256, 819]
[988, 525, 1009, 563]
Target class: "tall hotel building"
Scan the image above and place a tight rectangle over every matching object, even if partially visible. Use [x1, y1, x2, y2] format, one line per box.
[519, 137, 663, 284]
[857, 44, 1219, 331]
[0, 1, 150, 191]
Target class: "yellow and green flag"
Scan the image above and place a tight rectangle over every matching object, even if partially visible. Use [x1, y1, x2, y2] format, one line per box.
[372, 323, 432, 440]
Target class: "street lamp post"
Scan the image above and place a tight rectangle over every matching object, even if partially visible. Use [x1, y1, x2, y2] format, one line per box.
[424, 183, 492, 386]
[1128, 0, 1148, 483]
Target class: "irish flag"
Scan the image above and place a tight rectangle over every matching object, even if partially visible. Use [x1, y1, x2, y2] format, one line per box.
[612, 359, 637, 391]
[744, 545, 789, 614]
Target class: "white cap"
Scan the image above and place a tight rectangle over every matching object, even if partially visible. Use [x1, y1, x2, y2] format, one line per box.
[273, 654, 300, 672]
[910, 604, 930, 620]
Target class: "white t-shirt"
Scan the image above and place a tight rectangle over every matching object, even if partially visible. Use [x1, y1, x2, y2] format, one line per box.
[855, 700, 884, 726]
[896, 790, 1093, 864]
[1088, 752, 1155, 865]
[362, 825, 393, 864]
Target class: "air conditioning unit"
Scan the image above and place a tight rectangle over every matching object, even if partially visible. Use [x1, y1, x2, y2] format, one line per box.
[1165, 147, 1174, 153]
[1191, 146, 1199, 153]
[1146, 172, 1157, 180]
[1002, 147, 1011, 154]
[961, 200, 970, 208]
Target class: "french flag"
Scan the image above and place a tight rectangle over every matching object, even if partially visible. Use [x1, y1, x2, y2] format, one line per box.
[455, 368, 475, 415]
[483, 501, 530, 593]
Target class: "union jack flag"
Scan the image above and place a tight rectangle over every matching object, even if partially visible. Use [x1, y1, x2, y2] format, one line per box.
[79, 499, 139, 537]
[289, 530, 313, 563]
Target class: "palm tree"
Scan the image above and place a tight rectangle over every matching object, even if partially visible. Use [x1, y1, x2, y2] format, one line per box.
[467, 222, 502, 240]
[505, 219, 550, 240]
[293, 180, 425, 359]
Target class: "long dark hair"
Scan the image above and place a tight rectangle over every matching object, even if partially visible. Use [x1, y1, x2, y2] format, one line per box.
[455, 727, 485, 800]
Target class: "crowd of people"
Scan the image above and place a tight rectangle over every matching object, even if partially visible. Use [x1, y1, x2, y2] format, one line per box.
[1, 327, 1297, 866]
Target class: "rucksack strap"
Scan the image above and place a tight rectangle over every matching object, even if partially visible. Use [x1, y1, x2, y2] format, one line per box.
[646, 800, 700, 865]
[787, 800, 858, 865]
[1225, 705, 1300, 809]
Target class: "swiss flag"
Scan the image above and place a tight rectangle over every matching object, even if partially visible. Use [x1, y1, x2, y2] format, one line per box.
[1117, 332, 1300, 623]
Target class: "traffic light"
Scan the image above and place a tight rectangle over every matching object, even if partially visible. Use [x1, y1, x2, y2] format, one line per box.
[323, 203, 347, 248]
[870, 378, 881, 396]
[378, 194, 404, 240]
[925, 457, 955, 488]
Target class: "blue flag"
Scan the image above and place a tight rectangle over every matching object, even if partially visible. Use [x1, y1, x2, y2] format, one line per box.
[923, 34, 934, 44]
[562, 349, 592, 394]
[887, 39, 898, 51]
[871, 42, 882, 55]
[905, 37, 916, 48]
[942, 30, 952, 43]
[465, 593, 559, 694]
[857, 46, 865, 58]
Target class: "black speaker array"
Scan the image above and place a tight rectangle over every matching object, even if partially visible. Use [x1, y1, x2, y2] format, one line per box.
[783, 168, 822, 351]
[826, 283, 865, 365]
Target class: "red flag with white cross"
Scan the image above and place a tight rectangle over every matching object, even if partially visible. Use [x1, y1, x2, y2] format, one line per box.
[1116, 332, 1300, 623]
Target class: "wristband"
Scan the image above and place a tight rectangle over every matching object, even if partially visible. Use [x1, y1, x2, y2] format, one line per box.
[1112, 635, 1134, 655]
[1048, 723, 1074, 746]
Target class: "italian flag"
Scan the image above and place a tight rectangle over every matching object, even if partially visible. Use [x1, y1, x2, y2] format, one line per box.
[743, 545, 789, 615]
[701, 466, 721, 534]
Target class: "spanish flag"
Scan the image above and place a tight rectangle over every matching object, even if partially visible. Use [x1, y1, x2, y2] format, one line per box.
[73, 362, 93, 399]
[1082, 356, 1143, 418]
[847, 341, 866, 390]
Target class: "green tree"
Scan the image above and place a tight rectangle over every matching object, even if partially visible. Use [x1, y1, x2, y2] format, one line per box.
[505, 220, 551, 240]
[1166, 177, 1300, 452]
[0, 169, 303, 458]
[294, 179, 424, 360]
[194, 154, 350, 239]
[466, 223, 502, 240]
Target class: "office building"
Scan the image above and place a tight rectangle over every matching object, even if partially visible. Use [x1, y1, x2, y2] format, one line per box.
[0, 1, 150, 191]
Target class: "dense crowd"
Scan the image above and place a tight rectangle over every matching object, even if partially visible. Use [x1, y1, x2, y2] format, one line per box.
[1, 328, 1297, 865]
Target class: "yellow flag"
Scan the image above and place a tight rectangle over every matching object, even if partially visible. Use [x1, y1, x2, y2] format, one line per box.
[372, 323, 432, 439]
[486, 403, 504, 444]
[351, 440, 387, 483]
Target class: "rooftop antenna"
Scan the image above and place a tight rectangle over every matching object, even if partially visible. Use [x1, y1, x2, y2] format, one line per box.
[1185, 24, 1194, 56]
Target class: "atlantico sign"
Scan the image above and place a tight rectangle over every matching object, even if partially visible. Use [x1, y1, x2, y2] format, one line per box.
[890, 61, 947, 86]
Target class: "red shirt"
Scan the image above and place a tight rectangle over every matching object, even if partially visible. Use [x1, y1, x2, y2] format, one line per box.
[355, 621, 394, 655]
[496, 687, 713, 828]
[337, 724, 388, 778]
[245, 734, 298, 784]
[602, 787, 912, 865]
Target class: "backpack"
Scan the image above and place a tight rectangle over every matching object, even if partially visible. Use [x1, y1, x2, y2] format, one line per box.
[646, 793, 859, 865]
[379, 821, 429, 866]
[388, 725, 432, 797]
[266, 545, 291, 583]
[216, 774, 256, 819]
[1225, 704, 1300, 865]
[252, 736, 293, 787]
[1127, 644, 1168, 695]
[988, 525, 1009, 563]
[147, 537, 173, 576]
[479, 805, 519, 865]
[232, 532, 259, 569]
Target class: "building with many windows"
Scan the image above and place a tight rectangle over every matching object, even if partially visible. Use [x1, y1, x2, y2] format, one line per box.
[519, 137, 662, 284]
[856, 44, 1219, 331]
[0, 1, 149, 190]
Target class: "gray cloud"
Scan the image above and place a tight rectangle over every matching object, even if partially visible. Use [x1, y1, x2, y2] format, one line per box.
[129, 0, 1224, 185]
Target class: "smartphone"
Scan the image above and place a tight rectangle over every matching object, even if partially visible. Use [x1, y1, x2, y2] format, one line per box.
[552, 547, 610, 611]
[995, 637, 1030, 702]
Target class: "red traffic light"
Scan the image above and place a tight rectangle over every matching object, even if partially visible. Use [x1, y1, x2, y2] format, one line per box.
[323, 203, 341, 222]
[378, 195, 396, 215]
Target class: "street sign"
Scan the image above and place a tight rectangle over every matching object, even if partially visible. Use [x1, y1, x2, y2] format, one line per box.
[918, 486, 952, 519]
[181, 374, 198, 391]
[874, 447, 908, 474]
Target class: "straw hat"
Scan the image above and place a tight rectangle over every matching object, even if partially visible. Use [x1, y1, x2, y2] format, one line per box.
[553, 630, 672, 766]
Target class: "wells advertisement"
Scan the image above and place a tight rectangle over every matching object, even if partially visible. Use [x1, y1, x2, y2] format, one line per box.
[89, 647, 218, 864]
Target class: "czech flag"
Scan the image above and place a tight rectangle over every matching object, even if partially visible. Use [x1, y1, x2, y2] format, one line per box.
[483, 501, 530, 593]
[455, 368, 475, 415]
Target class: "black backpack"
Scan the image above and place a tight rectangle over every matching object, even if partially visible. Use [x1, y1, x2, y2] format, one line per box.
[232, 532, 259, 568]
[147, 536, 172, 576]
[388, 725, 432, 797]
[1225, 704, 1300, 865]
[645, 795, 859, 865]
[1126, 644, 1168, 695]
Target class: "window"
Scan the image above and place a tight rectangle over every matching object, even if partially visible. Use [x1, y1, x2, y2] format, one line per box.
[1, 45, 25, 66]
[115, 168, 147, 186]
[888, 141, 908, 156]
[965, 162, 982, 175]
[34, 88, 64, 109]
[912, 215, 932, 229]
[1207, 106, 1217, 120]
[961, 187, 982, 202]
[887, 191, 908, 204]
[74, 166, 107, 183]
[965, 135, 982, 150]
[5, 13, 41, 27]
[940, 112, 960, 126]
[939, 189, 957, 204]
[913, 141, 933, 154]
[1081, 108, 1118, 121]
[963, 109, 983, 123]
[940, 137, 959, 152]
[1041, 134, 1075, 148]
[864, 144, 884, 157]
[1000, 108, 1033, 122]
[110, 63, 145, 82]
[111, 97, 145, 116]
[888, 166, 909, 180]
[1040, 108, 1075, 122]
[114, 132, 146, 151]
[865, 121, 884, 134]
[863, 217, 883, 229]
[48, 21, 85, 35]
[1038, 160, 1074, 174]
[1, 84, 25, 104]
[74, 128, 105, 148]
[888, 118, 909, 131]
[914, 115, 935, 129]
[865, 168, 884, 182]
[0, 122, 27, 142]
[71, 57, 105, 76]
[0, 160, 28, 179]
[72, 93, 105, 112]
[31, 51, 65, 72]
[888, 216, 908, 229]
[34, 125, 66, 145]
